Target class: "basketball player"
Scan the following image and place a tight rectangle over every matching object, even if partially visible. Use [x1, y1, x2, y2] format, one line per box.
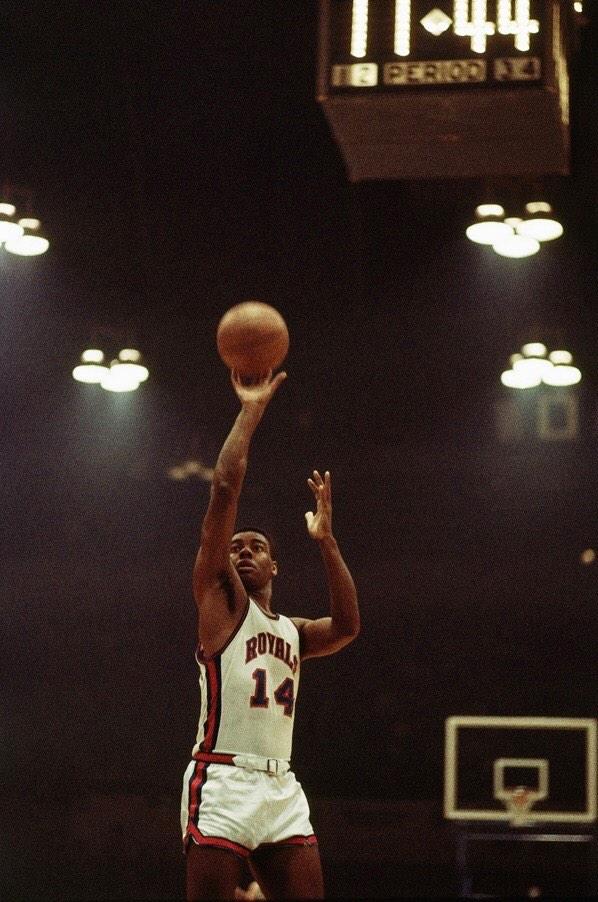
[181, 369, 360, 900]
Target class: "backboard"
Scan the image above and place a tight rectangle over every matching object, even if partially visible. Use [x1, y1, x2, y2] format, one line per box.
[444, 716, 597, 824]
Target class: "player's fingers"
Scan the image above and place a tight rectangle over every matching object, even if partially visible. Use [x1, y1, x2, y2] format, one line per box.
[312, 469, 323, 486]
[305, 511, 314, 526]
[271, 370, 287, 391]
[325, 470, 332, 501]
[307, 478, 318, 497]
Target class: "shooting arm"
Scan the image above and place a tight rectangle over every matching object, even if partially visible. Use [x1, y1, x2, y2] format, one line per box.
[193, 371, 286, 612]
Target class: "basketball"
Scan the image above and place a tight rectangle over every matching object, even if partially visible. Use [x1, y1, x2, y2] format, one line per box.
[216, 301, 289, 375]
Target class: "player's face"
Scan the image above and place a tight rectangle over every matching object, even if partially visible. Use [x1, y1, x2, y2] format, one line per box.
[230, 531, 277, 589]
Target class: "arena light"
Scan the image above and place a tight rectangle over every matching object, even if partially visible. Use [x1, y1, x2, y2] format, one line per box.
[466, 203, 513, 245]
[72, 349, 109, 384]
[5, 215, 50, 255]
[100, 359, 142, 392]
[501, 368, 541, 389]
[4, 234, 49, 256]
[115, 348, 149, 383]
[73, 346, 149, 390]
[517, 201, 564, 242]
[467, 221, 514, 245]
[501, 344, 581, 390]
[513, 356, 553, 380]
[0, 186, 49, 255]
[475, 204, 505, 217]
[548, 350, 572, 365]
[82, 349, 105, 364]
[522, 342, 547, 358]
[468, 199, 563, 257]
[0, 204, 24, 243]
[492, 232, 540, 258]
[542, 364, 582, 386]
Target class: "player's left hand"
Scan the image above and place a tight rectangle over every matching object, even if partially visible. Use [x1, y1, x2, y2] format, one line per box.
[305, 469, 333, 540]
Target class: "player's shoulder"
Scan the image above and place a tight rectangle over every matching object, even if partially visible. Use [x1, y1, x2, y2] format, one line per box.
[289, 615, 309, 634]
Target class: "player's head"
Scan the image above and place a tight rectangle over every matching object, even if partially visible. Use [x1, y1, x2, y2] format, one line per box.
[230, 527, 278, 590]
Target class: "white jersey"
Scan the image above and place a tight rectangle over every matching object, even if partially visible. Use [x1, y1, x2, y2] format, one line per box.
[191, 598, 301, 761]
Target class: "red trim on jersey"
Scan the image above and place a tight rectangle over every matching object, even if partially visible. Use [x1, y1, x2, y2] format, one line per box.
[186, 823, 251, 859]
[199, 659, 220, 752]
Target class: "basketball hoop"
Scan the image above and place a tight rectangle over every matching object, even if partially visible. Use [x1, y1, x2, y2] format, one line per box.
[493, 757, 549, 827]
[499, 785, 538, 827]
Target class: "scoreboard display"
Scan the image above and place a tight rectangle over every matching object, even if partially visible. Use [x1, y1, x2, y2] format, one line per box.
[317, 1, 572, 180]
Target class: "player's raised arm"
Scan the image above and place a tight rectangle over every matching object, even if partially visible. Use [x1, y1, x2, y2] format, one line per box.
[192, 370, 286, 637]
[293, 470, 360, 659]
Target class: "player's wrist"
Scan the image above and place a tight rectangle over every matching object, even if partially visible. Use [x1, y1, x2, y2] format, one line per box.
[316, 532, 336, 548]
[239, 400, 267, 420]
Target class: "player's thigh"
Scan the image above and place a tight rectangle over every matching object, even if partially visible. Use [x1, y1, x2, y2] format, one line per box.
[249, 843, 324, 900]
[186, 842, 246, 901]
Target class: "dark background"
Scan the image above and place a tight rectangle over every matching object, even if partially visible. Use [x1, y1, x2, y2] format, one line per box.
[1, 2, 597, 898]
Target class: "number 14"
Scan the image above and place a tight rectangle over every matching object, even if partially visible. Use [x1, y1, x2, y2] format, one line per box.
[250, 669, 295, 717]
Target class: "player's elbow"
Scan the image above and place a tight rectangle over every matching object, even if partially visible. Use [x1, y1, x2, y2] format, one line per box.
[336, 614, 360, 644]
[333, 625, 359, 654]
[346, 619, 361, 642]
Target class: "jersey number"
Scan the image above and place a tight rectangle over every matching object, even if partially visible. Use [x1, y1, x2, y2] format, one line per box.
[250, 669, 295, 717]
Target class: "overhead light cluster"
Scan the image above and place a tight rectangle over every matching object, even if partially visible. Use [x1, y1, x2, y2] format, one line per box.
[501, 342, 581, 389]
[167, 459, 215, 483]
[73, 348, 149, 393]
[0, 202, 49, 256]
[466, 202, 563, 258]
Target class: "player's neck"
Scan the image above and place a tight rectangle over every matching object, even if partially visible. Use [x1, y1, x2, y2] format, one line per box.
[250, 585, 273, 614]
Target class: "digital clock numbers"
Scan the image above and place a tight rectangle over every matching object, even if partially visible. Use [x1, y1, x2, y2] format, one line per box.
[330, 1, 543, 87]
[348, 0, 539, 56]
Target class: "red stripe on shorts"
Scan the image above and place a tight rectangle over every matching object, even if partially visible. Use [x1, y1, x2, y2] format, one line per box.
[263, 834, 318, 847]
[186, 823, 251, 859]
[187, 760, 207, 828]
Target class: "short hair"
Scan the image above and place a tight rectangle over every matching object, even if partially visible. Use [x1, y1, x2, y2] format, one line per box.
[232, 527, 278, 562]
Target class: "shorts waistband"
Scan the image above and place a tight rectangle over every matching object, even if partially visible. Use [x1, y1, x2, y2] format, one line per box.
[193, 751, 290, 775]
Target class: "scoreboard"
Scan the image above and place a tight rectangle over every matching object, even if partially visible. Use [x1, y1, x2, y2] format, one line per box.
[317, 1, 572, 180]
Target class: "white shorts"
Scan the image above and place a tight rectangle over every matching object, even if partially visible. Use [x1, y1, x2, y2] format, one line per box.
[181, 760, 317, 858]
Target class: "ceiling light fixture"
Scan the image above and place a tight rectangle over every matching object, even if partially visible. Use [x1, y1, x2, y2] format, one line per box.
[73, 346, 149, 391]
[467, 199, 563, 258]
[0, 187, 49, 255]
[501, 343, 582, 389]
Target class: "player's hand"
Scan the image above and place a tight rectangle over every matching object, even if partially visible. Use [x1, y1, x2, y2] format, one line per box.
[234, 881, 265, 900]
[231, 369, 287, 408]
[305, 470, 333, 541]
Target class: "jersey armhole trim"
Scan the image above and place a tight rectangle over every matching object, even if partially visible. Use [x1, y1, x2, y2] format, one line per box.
[196, 597, 250, 663]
